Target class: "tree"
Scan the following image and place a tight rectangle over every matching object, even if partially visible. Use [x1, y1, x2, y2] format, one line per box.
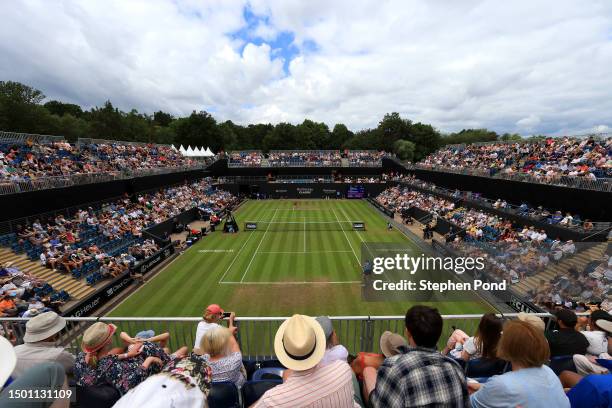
[87, 101, 125, 140]
[44, 100, 83, 118]
[408, 122, 441, 161]
[330, 123, 353, 149]
[173, 111, 221, 152]
[153, 110, 174, 127]
[218, 121, 238, 151]
[442, 129, 498, 145]
[393, 139, 416, 161]
[0, 81, 47, 132]
[263, 123, 299, 151]
[376, 112, 412, 152]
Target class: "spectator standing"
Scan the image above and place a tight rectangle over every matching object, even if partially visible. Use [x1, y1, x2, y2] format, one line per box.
[12, 312, 75, 378]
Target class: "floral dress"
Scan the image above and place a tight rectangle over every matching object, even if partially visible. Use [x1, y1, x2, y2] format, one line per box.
[74, 341, 171, 395]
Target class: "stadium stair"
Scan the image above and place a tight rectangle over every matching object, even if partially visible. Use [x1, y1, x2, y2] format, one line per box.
[0, 248, 97, 300]
[512, 242, 609, 297]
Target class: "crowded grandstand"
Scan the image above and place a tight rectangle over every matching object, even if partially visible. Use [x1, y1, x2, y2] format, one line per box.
[2, 1, 612, 405]
[0, 129, 609, 407]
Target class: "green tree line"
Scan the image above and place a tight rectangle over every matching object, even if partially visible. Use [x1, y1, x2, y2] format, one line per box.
[0, 81, 523, 161]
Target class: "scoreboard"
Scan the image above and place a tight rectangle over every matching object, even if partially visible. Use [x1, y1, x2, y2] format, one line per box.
[347, 185, 365, 198]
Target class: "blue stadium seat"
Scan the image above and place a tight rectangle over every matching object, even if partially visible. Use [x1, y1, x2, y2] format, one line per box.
[242, 380, 281, 407]
[208, 382, 240, 408]
[252, 367, 284, 381]
[549, 355, 576, 375]
[465, 358, 508, 378]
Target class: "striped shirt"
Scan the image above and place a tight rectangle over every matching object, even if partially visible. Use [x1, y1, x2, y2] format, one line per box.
[253, 360, 359, 408]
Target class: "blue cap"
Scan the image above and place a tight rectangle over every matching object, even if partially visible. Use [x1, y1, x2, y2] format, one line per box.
[135, 329, 155, 339]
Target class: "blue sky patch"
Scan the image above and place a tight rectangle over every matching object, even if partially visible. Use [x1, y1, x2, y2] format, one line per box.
[230, 6, 306, 75]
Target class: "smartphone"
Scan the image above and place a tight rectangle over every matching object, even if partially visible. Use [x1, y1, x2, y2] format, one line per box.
[222, 312, 232, 319]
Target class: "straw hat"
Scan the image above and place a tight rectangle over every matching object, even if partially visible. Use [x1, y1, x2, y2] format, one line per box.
[274, 314, 326, 371]
[23, 311, 67, 343]
[0, 335, 16, 389]
[82, 322, 117, 353]
[517, 312, 545, 332]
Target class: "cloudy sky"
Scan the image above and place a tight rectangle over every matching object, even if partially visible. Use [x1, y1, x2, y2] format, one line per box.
[1, 0, 611, 135]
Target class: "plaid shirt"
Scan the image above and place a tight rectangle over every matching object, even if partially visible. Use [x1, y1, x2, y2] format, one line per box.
[370, 346, 469, 408]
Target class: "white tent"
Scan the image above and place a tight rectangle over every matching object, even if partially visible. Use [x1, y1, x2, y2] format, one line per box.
[196, 147, 205, 156]
[186, 146, 194, 156]
[178, 145, 186, 155]
[204, 147, 214, 157]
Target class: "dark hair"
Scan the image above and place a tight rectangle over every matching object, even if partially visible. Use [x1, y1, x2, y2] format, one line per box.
[405, 305, 443, 348]
[474, 313, 503, 360]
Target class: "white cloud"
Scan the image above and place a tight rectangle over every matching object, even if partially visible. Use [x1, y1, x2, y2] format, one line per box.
[0, 0, 611, 135]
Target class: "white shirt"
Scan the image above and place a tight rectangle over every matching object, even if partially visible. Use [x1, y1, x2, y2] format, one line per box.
[13, 342, 75, 378]
[319, 345, 349, 366]
[193, 321, 221, 349]
[583, 331, 609, 356]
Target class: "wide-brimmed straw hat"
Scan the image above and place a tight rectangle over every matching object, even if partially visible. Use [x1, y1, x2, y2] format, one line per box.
[274, 314, 326, 371]
[82, 322, 117, 353]
[0, 335, 16, 389]
[24, 311, 67, 343]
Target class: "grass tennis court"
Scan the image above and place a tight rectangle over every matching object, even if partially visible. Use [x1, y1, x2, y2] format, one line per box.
[110, 199, 491, 317]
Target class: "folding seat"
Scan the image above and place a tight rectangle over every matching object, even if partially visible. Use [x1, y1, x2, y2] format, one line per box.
[207, 382, 240, 408]
[252, 367, 284, 381]
[242, 380, 281, 407]
[548, 355, 576, 375]
[465, 358, 508, 380]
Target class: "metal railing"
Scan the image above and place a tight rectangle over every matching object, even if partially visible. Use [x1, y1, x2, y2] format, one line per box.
[76, 138, 173, 148]
[0, 164, 208, 196]
[0, 130, 66, 143]
[406, 163, 612, 192]
[393, 177, 610, 233]
[0, 314, 561, 359]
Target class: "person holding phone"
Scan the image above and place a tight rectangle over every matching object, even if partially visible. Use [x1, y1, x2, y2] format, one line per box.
[193, 304, 237, 353]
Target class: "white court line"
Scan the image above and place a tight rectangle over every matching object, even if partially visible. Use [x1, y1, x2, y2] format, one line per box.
[331, 207, 361, 264]
[303, 216, 306, 253]
[217, 222, 259, 283]
[220, 281, 360, 285]
[264, 209, 320, 211]
[257, 250, 353, 254]
[240, 208, 279, 282]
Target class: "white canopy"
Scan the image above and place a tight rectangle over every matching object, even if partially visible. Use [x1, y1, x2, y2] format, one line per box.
[204, 147, 214, 157]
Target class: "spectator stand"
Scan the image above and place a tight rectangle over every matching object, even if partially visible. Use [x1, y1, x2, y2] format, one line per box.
[392, 177, 609, 242]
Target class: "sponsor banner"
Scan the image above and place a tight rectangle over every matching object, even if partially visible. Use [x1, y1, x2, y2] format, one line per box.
[245, 222, 258, 230]
[353, 222, 366, 230]
[507, 294, 541, 313]
[297, 188, 313, 195]
[132, 244, 175, 275]
[63, 244, 175, 317]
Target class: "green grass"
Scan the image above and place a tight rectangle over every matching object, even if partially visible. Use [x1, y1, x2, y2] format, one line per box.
[109, 199, 492, 318]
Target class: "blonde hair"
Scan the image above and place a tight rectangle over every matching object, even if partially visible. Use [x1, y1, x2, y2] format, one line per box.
[200, 326, 231, 357]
